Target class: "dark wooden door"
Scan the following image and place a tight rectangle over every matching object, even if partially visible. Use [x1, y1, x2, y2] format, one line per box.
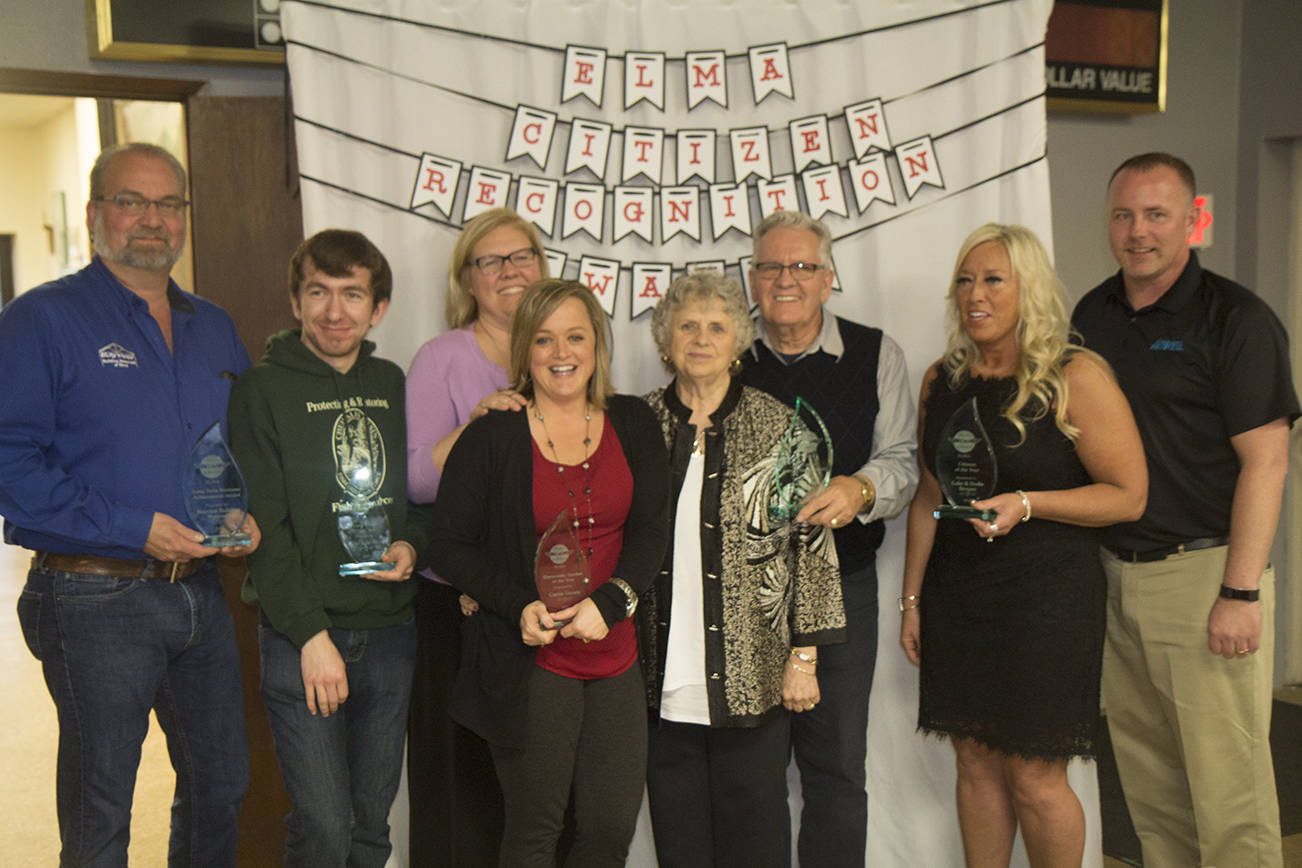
[187, 94, 303, 864]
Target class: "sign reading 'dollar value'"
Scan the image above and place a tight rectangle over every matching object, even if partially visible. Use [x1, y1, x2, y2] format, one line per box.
[1044, 0, 1168, 114]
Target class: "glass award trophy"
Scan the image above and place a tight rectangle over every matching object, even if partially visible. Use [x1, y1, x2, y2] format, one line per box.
[337, 502, 392, 575]
[181, 421, 252, 546]
[769, 397, 834, 521]
[534, 510, 592, 627]
[933, 397, 998, 521]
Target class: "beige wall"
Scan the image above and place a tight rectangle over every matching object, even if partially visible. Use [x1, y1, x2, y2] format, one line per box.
[0, 99, 94, 295]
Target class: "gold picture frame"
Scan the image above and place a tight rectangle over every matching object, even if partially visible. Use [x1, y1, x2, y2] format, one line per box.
[86, 0, 284, 67]
[1045, 0, 1168, 115]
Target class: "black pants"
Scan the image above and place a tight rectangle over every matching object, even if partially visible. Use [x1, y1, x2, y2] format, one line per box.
[646, 713, 793, 868]
[406, 581, 503, 866]
[490, 664, 647, 868]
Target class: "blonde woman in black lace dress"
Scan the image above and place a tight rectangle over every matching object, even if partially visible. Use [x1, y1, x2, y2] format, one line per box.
[900, 224, 1147, 867]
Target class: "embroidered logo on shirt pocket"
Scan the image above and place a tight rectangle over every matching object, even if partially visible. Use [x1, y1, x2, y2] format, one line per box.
[98, 342, 139, 368]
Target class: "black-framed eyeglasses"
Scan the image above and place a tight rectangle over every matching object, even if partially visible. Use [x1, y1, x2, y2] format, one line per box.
[752, 261, 825, 282]
[473, 247, 538, 275]
[93, 193, 190, 218]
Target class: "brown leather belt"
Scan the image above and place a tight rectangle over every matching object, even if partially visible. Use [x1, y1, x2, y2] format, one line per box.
[33, 552, 203, 582]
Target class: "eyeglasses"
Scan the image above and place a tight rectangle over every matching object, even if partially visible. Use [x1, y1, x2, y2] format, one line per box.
[94, 193, 190, 218]
[752, 261, 825, 282]
[473, 247, 538, 275]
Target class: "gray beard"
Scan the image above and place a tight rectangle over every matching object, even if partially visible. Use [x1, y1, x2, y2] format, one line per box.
[91, 216, 183, 272]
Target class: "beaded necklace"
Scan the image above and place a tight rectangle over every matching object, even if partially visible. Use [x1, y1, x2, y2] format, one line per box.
[533, 402, 596, 558]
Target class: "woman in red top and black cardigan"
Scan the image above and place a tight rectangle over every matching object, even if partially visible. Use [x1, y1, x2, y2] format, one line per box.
[428, 278, 669, 867]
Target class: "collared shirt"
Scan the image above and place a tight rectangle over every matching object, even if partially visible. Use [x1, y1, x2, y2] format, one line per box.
[1072, 250, 1299, 549]
[0, 257, 250, 559]
[750, 309, 918, 524]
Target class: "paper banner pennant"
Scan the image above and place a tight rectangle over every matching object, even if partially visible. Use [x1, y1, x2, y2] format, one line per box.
[738, 255, 754, 305]
[708, 182, 751, 240]
[659, 187, 702, 242]
[676, 129, 716, 184]
[562, 183, 605, 241]
[897, 135, 944, 199]
[729, 126, 772, 184]
[463, 166, 511, 221]
[562, 45, 606, 107]
[844, 99, 892, 160]
[577, 256, 620, 316]
[849, 153, 896, 213]
[622, 126, 665, 185]
[565, 118, 612, 180]
[828, 253, 841, 291]
[516, 176, 559, 237]
[410, 153, 461, 217]
[685, 50, 727, 109]
[788, 115, 831, 172]
[801, 165, 848, 220]
[631, 262, 671, 319]
[748, 43, 794, 103]
[624, 51, 666, 110]
[505, 105, 556, 170]
[544, 248, 569, 278]
[613, 186, 655, 243]
[756, 174, 799, 219]
[685, 260, 725, 275]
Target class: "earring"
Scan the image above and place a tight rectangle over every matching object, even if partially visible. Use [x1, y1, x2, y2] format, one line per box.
[729, 357, 743, 375]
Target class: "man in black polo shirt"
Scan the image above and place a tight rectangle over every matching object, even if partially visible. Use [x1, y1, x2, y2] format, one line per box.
[1072, 152, 1297, 868]
[740, 210, 918, 867]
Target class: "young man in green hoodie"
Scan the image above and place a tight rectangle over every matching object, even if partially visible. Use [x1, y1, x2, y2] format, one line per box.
[228, 229, 429, 866]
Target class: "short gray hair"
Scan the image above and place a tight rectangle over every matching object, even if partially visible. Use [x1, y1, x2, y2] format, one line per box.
[752, 211, 833, 267]
[650, 271, 754, 371]
[89, 143, 187, 201]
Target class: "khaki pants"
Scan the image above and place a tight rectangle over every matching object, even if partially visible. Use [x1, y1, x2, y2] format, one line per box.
[1101, 546, 1282, 868]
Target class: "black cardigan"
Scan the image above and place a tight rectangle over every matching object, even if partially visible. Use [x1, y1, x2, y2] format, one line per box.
[427, 394, 670, 747]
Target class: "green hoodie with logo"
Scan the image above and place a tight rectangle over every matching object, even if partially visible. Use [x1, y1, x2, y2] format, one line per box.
[228, 328, 429, 647]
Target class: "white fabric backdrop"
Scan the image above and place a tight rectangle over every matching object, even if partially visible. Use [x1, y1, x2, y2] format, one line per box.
[280, 1, 1101, 864]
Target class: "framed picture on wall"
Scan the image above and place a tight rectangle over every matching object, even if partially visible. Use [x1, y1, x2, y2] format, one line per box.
[86, 0, 285, 66]
[1045, 0, 1168, 114]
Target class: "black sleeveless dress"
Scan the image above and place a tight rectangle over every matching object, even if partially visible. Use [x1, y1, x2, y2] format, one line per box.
[919, 373, 1104, 759]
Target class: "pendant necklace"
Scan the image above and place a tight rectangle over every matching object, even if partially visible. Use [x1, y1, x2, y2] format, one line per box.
[533, 402, 595, 557]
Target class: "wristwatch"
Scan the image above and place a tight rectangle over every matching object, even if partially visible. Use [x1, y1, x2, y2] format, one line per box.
[1219, 585, 1260, 602]
[610, 577, 638, 617]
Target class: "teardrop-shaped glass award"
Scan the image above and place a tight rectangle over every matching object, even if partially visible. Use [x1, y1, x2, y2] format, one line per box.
[337, 502, 392, 575]
[933, 397, 998, 520]
[769, 397, 834, 521]
[182, 421, 252, 546]
[534, 509, 592, 624]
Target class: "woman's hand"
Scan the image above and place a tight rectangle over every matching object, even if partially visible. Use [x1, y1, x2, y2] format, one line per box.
[966, 491, 1029, 541]
[459, 594, 479, 616]
[782, 655, 821, 712]
[900, 608, 922, 665]
[520, 600, 562, 646]
[555, 597, 610, 643]
[471, 388, 528, 420]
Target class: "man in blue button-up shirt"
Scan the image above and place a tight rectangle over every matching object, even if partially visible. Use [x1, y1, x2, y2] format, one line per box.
[0, 143, 260, 866]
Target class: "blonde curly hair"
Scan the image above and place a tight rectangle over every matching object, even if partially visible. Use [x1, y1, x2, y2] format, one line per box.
[942, 223, 1082, 444]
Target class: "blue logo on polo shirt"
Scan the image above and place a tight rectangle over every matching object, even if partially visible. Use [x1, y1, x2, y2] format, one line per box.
[1149, 339, 1183, 352]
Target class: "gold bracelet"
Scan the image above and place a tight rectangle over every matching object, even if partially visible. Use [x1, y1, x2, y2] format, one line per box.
[789, 659, 816, 676]
[898, 594, 921, 612]
[854, 474, 876, 512]
[1016, 490, 1031, 523]
[789, 648, 818, 665]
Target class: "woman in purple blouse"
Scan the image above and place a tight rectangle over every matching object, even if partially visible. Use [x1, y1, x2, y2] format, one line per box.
[405, 208, 547, 866]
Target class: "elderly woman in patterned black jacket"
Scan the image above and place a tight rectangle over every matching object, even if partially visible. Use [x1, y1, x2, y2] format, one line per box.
[640, 271, 846, 868]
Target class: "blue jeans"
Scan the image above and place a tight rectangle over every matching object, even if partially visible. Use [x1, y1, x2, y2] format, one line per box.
[791, 561, 878, 868]
[16, 559, 249, 868]
[259, 618, 416, 868]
